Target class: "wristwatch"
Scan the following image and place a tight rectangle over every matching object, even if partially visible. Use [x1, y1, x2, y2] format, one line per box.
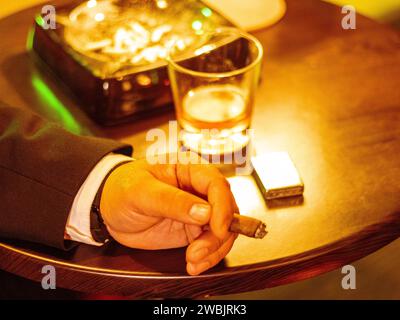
[90, 161, 131, 243]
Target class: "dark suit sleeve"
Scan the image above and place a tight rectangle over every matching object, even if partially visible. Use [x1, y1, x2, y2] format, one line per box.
[0, 105, 133, 249]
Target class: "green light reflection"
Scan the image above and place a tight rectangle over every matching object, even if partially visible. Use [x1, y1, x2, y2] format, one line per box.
[26, 28, 34, 51]
[201, 7, 212, 18]
[31, 75, 82, 135]
[35, 15, 45, 27]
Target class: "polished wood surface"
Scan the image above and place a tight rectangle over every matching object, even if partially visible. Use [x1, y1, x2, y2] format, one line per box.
[0, 0, 399, 298]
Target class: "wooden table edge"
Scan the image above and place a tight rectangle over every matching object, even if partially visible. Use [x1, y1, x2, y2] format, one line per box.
[1, 211, 399, 297]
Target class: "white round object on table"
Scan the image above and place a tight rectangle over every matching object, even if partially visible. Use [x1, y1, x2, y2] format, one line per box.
[203, 0, 287, 31]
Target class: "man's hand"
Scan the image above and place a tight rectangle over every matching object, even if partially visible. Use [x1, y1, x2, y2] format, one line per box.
[100, 154, 238, 276]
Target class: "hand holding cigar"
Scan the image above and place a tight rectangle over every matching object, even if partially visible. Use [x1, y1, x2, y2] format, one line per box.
[100, 156, 268, 275]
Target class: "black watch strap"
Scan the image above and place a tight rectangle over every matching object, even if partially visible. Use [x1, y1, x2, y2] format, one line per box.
[90, 161, 132, 243]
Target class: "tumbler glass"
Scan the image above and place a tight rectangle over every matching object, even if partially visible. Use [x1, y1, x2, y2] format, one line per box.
[167, 27, 263, 156]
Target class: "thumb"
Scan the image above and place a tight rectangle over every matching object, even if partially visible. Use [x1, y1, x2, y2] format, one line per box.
[132, 178, 211, 226]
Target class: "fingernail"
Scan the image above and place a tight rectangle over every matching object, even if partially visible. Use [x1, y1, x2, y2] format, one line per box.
[189, 204, 211, 223]
[187, 261, 211, 275]
[194, 261, 211, 273]
[187, 263, 196, 275]
[192, 247, 209, 261]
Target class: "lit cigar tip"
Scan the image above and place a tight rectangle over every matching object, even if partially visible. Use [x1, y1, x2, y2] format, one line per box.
[254, 223, 268, 239]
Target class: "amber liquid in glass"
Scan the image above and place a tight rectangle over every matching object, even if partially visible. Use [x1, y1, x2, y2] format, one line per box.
[177, 84, 252, 155]
[179, 84, 251, 134]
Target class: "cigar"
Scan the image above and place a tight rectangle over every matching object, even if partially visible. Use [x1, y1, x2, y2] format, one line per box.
[230, 213, 267, 239]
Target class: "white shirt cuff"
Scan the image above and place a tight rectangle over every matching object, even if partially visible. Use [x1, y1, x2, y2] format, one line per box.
[65, 153, 133, 246]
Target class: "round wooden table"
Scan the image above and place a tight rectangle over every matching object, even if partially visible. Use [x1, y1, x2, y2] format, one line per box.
[0, 0, 399, 298]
